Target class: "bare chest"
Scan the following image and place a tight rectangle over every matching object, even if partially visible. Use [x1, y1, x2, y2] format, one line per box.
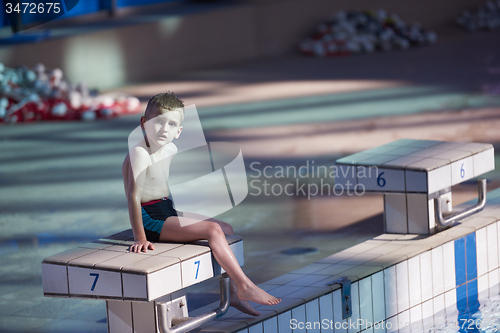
[144, 158, 171, 185]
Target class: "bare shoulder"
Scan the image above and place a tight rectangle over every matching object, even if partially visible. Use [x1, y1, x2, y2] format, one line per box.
[123, 146, 147, 165]
[129, 145, 151, 162]
[124, 145, 151, 179]
[165, 142, 178, 155]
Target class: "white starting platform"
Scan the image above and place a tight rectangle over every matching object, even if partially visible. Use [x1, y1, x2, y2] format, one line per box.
[41, 229, 244, 333]
[335, 139, 495, 234]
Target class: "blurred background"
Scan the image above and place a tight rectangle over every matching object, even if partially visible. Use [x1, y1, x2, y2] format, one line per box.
[0, 0, 500, 331]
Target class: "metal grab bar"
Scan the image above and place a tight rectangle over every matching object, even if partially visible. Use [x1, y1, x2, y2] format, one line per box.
[157, 274, 230, 333]
[434, 179, 487, 230]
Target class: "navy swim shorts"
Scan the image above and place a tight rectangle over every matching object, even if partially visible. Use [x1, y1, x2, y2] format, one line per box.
[141, 198, 178, 242]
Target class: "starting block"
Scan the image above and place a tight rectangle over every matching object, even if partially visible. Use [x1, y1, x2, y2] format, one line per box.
[41, 229, 244, 333]
[335, 139, 495, 234]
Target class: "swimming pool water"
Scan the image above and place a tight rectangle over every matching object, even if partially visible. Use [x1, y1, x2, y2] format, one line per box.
[408, 293, 500, 333]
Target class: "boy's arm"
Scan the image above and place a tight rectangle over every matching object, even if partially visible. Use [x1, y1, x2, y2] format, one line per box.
[123, 148, 154, 253]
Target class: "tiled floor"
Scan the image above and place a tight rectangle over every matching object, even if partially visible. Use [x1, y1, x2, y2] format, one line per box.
[1, 29, 500, 332]
[191, 193, 500, 332]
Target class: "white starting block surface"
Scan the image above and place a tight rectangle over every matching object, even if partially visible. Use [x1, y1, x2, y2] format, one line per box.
[335, 139, 495, 234]
[335, 139, 494, 194]
[41, 229, 244, 302]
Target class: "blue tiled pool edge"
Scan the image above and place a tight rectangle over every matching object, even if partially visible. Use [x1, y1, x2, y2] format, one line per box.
[195, 188, 500, 333]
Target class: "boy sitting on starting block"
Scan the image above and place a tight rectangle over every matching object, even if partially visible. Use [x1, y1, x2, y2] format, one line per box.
[122, 92, 281, 316]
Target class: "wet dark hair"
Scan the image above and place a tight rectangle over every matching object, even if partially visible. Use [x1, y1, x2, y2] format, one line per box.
[144, 91, 185, 121]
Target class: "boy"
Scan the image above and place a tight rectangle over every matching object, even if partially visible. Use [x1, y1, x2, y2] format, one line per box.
[122, 92, 281, 316]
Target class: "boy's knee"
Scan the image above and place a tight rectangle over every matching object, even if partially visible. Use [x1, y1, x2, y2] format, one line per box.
[207, 222, 224, 239]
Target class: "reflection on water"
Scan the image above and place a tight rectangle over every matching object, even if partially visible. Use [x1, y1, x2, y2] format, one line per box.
[407, 292, 500, 333]
[0, 233, 98, 257]
[0, 240, 18, 256]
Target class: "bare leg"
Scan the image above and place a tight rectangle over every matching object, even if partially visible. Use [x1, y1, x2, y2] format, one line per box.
[186, 216, 261, 315]
[180, 212, 235, 235]
[205, 220, 262, 316]
[159, 216, 281, 307]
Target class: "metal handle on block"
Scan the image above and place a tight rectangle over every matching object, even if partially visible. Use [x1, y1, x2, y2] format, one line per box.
[157, 274, 230, 333]
[435, 179, 487, 230]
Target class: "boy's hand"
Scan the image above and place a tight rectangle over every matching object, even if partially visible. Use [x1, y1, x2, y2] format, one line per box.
[130, 240, 155, 253]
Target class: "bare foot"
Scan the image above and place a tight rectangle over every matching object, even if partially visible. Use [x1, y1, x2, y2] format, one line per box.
[229, 278, 261, 316]
[238, 283, 281, 306]
[230, 298, 261, 316]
